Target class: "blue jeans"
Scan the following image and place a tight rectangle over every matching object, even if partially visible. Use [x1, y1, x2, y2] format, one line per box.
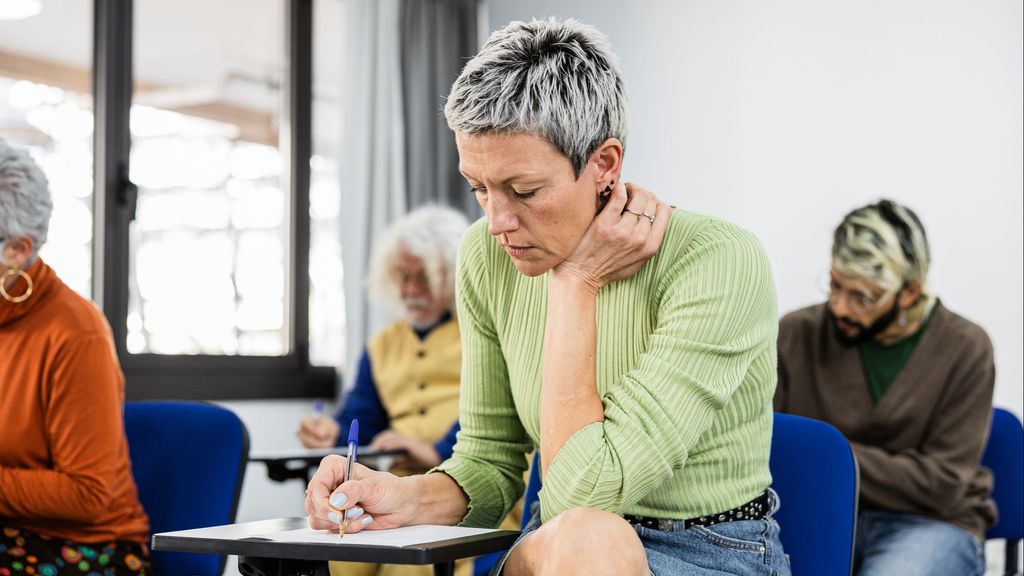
[855, 509, 985, 576]
[494, 490, 791, 576]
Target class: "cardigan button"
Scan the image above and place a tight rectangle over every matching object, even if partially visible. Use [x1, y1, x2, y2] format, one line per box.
[418, 382, 427, 390]
[418, 408, 428, 416]
[416, 350, 426, 358]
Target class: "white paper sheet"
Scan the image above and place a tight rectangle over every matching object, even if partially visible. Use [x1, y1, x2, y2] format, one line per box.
[254, 525, 499, 547]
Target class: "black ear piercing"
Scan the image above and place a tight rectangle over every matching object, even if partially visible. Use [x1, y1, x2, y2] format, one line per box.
[599, 180, 615, 203]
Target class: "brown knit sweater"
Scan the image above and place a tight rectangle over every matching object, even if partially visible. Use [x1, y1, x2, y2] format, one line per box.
[774, 302, 997, 541]
[0, 258, 150, 544]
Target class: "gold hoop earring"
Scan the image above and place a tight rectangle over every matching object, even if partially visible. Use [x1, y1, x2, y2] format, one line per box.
[0, 267, 33, 303]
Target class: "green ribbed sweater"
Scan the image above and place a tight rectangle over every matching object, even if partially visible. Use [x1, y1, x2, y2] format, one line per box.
[436, 209, 778, 528]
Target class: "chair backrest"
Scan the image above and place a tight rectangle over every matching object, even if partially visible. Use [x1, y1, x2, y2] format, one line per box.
[982, 408, 1023, 543]
[124, 401, 249, 576]
[521, 453, 542, 530]
[770, 412, 859, 576]
[512, 415, 859, 575]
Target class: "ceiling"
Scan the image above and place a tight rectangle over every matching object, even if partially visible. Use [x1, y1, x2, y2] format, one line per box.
[0, 0, 345, 147]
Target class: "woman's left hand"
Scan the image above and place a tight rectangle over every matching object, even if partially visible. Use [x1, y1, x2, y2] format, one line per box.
[556, 181, 670, 293]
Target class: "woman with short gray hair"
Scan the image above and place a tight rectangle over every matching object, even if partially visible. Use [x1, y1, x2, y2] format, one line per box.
[307, 19, 788, 576]
[0, 138, 153, 575]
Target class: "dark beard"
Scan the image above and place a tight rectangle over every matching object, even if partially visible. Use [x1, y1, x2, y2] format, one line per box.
[828, 300, 901, 347]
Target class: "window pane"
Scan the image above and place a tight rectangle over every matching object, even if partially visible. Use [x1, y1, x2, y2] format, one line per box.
[310, 0, 346, 369]
[0, 4, 93, 298]
[129, 0, 287, 356]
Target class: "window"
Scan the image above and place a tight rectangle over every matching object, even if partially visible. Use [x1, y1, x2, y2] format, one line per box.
[309, 0, 345, 368]
[0, 3, 93, 297]
[129, 0, 289, 357]
[2, 0, 341, 399]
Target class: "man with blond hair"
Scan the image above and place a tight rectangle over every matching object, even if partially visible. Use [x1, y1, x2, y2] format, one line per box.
[775, 199, 996, 576]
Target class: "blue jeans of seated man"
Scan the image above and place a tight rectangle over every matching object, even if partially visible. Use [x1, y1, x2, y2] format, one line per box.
[493, 489, 791, 576]
[855, 509, 985, 576]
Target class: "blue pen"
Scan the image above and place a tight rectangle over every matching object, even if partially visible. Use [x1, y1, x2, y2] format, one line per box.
[340, 419, 359, 538]
[312, 398, 324, 418]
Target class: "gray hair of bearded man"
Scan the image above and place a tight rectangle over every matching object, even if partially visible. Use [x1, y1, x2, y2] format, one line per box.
[368, 205, 470, 314]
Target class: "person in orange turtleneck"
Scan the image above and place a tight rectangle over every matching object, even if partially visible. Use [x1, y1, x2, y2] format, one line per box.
[0, 138, 151, 575]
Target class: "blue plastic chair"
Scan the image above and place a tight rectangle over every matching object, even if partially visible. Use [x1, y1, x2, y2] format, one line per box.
[124, 401, 249, 576]
[770, 412, 859, 576]
[982, 408, 1024, 576]
[495, 414, 858, 576]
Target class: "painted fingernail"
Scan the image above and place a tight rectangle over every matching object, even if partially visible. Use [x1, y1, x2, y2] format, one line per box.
[345, 506, 364, 520]
[329, 493, 347, 508]
[361, 516, 373, 526]
[327, 511, 341, 524]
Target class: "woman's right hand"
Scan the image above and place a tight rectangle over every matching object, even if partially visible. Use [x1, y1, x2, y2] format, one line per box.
[557, 181, 671, 292]
[296, 415, 340, 449]
[305, 455, 420, 534]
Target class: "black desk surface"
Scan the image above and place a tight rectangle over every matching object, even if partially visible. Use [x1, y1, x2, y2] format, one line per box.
[152, 517, 520, 565]
[250, 448, 409, 482]
[249, 448, 408, 465]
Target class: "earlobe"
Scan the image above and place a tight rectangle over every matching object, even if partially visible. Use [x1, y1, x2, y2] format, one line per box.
[1, 236, 35, 269]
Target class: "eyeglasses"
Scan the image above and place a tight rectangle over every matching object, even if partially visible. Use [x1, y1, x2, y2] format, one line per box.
[819, 275, 888, 315]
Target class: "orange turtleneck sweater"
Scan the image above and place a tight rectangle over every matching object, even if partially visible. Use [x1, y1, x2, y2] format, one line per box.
[0, 258, 149, 544]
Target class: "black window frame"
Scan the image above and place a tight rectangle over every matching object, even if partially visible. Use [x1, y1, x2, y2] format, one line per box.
[93, 0, 335, 401]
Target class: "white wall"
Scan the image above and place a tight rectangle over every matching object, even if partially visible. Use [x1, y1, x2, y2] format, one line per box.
[488, 0, 1024, 416]
[211, 5, 1020, 573]
[214, 399, 327, 576]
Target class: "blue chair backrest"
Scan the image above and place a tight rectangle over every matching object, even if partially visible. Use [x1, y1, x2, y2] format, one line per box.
[521, 454, 542, 530]
[769, 412, 859, 576]
[981, 407, 1023, 574]
[508, 414, 859, 576]
[124, 401, 249, 576]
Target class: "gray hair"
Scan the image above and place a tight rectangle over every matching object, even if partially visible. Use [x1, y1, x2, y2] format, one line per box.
[368, 205, 469, 313]
[832, 199, 935, 321]
[444, 18, 629, 178]
[0, 138, 52, 259]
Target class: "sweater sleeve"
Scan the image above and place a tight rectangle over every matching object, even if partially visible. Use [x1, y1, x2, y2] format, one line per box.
[433, 227, 533, 528]
[335, 349, 389, 446]
[0, 335, 126, 523]
[541, 228, 777, 520]
[851, 329, 996, 514]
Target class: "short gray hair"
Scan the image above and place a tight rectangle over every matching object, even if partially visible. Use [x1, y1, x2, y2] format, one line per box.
[0, 138, 52, 257]
[832, 199, 935, 321]
[368, 205, 469, 313]
[444, 18, 629, 178]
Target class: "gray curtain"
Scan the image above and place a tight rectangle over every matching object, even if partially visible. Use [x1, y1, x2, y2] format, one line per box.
[339, 0, 409, 387]
[400, 0, 481, 217]
[339, 0, 481, 388]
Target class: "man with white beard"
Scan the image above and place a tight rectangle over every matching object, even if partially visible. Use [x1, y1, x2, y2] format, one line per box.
[298, 205, 468, 476]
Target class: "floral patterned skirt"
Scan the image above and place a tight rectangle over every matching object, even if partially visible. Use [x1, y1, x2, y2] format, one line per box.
[0, 526, 150, 576]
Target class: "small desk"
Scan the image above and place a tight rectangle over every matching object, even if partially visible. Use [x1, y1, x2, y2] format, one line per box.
[152, 517, 519, 576]
[251, 448, 408, 483]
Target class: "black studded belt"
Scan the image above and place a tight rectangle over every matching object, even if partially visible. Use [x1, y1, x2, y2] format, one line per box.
[622, 490, 773, 532]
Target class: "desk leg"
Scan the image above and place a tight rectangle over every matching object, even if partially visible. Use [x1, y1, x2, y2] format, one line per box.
[238, 556, 329, 576]
[433, 561, 455, 576]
